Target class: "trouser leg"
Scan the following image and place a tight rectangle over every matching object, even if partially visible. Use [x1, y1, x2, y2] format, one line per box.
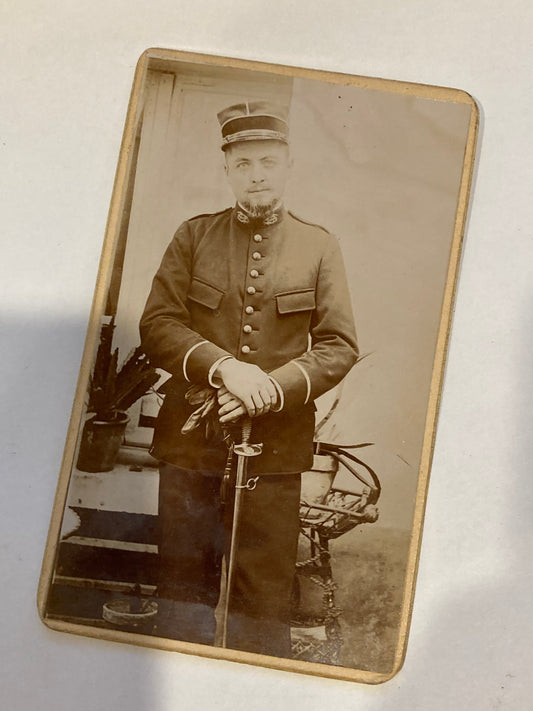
[157, 463, 301, 657]
[225, 473, 301, 658]
[156, 464, 223, 645]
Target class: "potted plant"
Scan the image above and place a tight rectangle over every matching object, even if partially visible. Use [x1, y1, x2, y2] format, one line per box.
[76, 317, 159, 472]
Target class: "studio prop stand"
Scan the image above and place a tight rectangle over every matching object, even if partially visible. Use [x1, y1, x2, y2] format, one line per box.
[290, 442, 381, 665]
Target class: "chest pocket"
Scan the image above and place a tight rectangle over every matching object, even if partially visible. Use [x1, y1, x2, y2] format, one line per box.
[188, 277, 224, 310]
[276, 288, 316, 314]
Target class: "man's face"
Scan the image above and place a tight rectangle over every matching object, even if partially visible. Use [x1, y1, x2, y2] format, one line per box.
[224, 140, 291, 214]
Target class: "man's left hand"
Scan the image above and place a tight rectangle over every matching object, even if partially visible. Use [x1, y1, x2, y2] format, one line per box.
[217, 386, 247, 424]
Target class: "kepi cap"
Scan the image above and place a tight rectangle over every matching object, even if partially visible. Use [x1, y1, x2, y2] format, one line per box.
[217, 100, 289, 150]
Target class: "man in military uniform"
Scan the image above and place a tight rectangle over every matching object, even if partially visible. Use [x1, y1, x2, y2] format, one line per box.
[140, 100, 358, 658]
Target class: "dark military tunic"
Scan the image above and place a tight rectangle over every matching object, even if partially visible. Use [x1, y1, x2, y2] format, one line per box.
[140, 204, 358, 473]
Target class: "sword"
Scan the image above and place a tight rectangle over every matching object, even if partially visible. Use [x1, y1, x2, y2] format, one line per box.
[221, 418, 263, 648]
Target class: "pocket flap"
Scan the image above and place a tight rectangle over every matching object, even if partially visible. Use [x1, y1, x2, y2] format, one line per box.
[188, 278, 224, 310]
[276, 289, 316, 314]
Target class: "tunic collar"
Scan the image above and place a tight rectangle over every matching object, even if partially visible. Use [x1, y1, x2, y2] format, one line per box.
[233, 201, 285, 228]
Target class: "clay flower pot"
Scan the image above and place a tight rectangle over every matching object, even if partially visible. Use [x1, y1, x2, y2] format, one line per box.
[76, 411, 129, 472]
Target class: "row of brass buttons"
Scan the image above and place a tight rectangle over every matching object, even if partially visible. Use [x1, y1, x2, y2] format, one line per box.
[242, 234, 264, 354]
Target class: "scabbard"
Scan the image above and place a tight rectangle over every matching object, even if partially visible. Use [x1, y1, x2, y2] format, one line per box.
[221, 420, 262, 648]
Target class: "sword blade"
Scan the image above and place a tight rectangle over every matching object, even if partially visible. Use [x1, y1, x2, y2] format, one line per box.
[221, 450, 248, 648]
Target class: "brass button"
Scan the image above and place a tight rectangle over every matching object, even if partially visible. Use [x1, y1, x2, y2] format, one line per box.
[252, 252, 262, 260]
[245, 306, 254, 314]
[253, 234, 262, 242]
[241, 345, 251, 354]
[247, 286, 256, 295]
[250, 269, 259, 278]
[243, 325, 252, 334]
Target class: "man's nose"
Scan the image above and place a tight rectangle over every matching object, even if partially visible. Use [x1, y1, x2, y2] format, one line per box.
[250, 164, 265, 182]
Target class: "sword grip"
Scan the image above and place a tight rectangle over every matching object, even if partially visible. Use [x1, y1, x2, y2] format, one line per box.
[241, 417, 252, 445]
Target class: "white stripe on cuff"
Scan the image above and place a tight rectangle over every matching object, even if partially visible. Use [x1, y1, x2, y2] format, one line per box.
[182, 340, 209, 382]
[208, 355, 235, 387]
[268, 376, 285, 412]
[291, 361, 312, 404]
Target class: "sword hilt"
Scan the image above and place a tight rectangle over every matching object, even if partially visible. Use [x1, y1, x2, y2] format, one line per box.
[234, 417, 263, 458]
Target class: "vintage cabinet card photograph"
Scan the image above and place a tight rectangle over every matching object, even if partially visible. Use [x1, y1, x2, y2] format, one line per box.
[38, 47, 478, 684]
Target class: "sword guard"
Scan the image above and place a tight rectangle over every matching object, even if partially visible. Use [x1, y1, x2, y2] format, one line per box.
[233, 442, 263, 457]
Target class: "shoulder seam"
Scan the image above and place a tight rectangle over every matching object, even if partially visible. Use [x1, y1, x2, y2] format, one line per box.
[288, 211, 330, 233]
[188, 207, 232, 222]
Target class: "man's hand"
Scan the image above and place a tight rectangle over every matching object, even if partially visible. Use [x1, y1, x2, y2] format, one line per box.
[215, 359, 277, 417]
[217, 386, 246, 424]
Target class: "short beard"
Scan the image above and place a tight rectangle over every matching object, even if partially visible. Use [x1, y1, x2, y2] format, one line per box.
[241, 199, 278, 219]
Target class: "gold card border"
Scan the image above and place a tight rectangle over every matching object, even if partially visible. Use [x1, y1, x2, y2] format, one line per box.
[37, 46, 479, 685]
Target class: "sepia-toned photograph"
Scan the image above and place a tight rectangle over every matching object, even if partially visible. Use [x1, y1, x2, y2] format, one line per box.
[38, 48, 477, 683]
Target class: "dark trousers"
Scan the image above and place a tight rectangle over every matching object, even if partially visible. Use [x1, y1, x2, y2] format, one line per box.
[157, 463, 301, 658]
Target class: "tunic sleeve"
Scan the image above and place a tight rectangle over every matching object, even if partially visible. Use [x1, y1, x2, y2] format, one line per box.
[268, 233, 359, 410]
[139, 221, 231, 383]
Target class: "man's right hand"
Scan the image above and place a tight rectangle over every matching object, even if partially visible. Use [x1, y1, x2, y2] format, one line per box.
[215, 358, 278, 417]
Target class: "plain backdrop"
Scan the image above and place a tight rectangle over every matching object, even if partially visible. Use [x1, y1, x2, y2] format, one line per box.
[2, 2, 532, 710]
